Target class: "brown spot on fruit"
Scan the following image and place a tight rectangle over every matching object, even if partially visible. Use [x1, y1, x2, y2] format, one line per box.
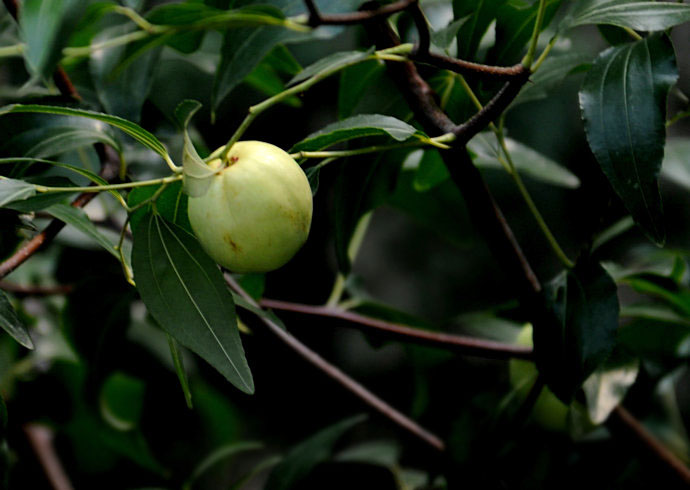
[223, 234, 241, 252]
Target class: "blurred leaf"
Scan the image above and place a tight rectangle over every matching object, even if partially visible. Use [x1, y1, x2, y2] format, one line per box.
[245, 62, 301, 107]
[413, 150, 449, 192]
[0, 179, 37, 207]
[513, 51, 592, 106]
[534, 257, 620, 402]
[131, 213, 254, 394]
[0, 290, 33, 349]
[19, 0, 82, 78]
[99, 371, 146, 431]
[291, 114, 422, 153]
[0, 104, 171, 163]
[661, 138, 690, 190]
[229, 455, 282, 490]
[175, 100, 215, 197]
[582, 347, 639, 424]
[491, 0, 563, 65]
[237, 273, 265, 301]
[562, 0, 690, 32]
[579, 34, 677, 245]
[288, 48, 374, 86]
[265, 414, 367, 490]
[469, 134, 581, 188]
[453, 0, 506, 60]
[45, 203, 119, 258]
[128, 180, 192, 234]
[338, 60, 385, 120]
[184, 441, 263, 490]
[167, 334, 193, 409]
[0, 393, 6, 439]
[623, 274, 690, 316]
[431, 15, 470, 52]
[90, 24, 161, 123]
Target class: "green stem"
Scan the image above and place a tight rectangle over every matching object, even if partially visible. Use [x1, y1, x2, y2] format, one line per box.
[0, 44, 24, 58]
[531, 34, 558, 73]
[326, 212, 373, 307]
[624, 26, 643, 41]
[667, 108, 690, 127]
[456, 76, 574, 268]
[33, 174, 182, 194]
[290, 133, 455, 160]
[221, 45, 415, 160]
[115, 216, 135, 286]
[63, 30, 156, 57]
[111, 5, 160, 33]
[522, 0, 548, 68]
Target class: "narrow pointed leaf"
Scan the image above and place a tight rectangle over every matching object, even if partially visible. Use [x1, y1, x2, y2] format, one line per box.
[563, 0, 690, 32]
[174, 100, 215, 197]
[288, 49, 374, 87]
[0, 290, 33, 349]
[131, 213, 253, 394]
[579, 34, 677, 245]
[44, 203, 119, 258]
[0, 179, 37, 207]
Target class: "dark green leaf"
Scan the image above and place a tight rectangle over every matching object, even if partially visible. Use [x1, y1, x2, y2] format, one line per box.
[174, 100, 215, 197]
[265, 415, 366, 490]
[20, 0, 82, 78]
[90, 24, 161, 123]
[288, 49, 374, 86]
[0, 179, 37, 207]
[533, 257, 620, 402]
[0, 105, 171, 164]
[513, 52, 592, 106]
[661, 138, 690, 190]
[338, 60, 385, 120]
[184, 441, 263, 490]
[413, 150, 449, 192]
[128, 180, 192, 234]
[291, 114, 421, 153]
[0, 289, 33, 349]
[45, 203, 118, 258]
[167, 335, 193, 409]
[453, 0, 507, 60]
[563, 0, 690, 32]
[431, 15, 470, 52]
[579, 34, 677, 245]
[131, 213, 253, 394]
[99, 371, 146, 431]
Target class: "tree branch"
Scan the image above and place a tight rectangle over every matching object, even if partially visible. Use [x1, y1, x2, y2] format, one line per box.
[225, 274, 445, 452]
[408, 1, 429, 56]
[411, 51, 526, 80]
[260, 298, 533, 360]
[24, 424, 74, 490]
[0, 281, 74, 296]
[304, 0, 417, 27]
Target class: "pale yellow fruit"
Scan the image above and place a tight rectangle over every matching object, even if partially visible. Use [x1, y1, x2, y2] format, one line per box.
[509, 324, 570, 432]
[188, 141, 312, 273]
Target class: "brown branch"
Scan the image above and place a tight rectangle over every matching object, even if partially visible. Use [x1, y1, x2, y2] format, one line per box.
[24, 424, 74, 490]
[260, 298, 533, 361]
[408, 1, 429, 56]
[0, 281, 73, 296]
[608, 406, 690, 486]
[226, 274, 445, 452]
[304, 0, 417, 27]
[411, 51, 526, 80]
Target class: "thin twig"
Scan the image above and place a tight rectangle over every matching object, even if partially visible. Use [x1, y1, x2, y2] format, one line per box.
[608, 406, 690, 486]
[411, 51, 526, 80]
[24, 424, 74, 490]
[0, 281, 73, 296]
[305, 0, 416, 26]
[225, 274, 445, 452]
[260, 298, 533, 360]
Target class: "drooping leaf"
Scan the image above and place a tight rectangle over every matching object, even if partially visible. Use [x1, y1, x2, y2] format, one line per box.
[0, 289, 33, 349]
[174, 100, 215, 197]
[45, 203, 119, 258]
[579, 33, 678, 245]
[99, 372, 146, 431]
[131, 212, 254, 394]
[562, 0, 690, 32]
[338, 60, 385, 120]
[90, 24, 162, 123]
[288, 48, 374, 86]
[265, 415, 367, 490]
[661, 138, 690, 191]
[533, 257, 620, 402]
[0, 179, 37, 207]
[128, 180, 192, 236]
[19, 0, 82, 78]
[0, 105, 171, 165]
[291, 114, 422, 153]
[413, 150, 450, 192]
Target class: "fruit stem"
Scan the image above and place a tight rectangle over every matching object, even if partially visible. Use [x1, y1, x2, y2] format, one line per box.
[522, 0, 548, 68]
[33, 174, 183, 194]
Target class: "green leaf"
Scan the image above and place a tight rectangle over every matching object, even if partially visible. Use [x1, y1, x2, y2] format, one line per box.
[513, 51, 592, 106]
[19, 0, 82, 78]
[44, 203, 118, 258]
[99, 371, 146, 431]
[661, 138, 690, 190]
[0, 289, 33, 349]
[413, 150, 450, 192]
[174, 100, 215, 197]
[338, 60, 385, 120]
[265, 415, 367, 490]
[131, 213, 253, 394]
[90, 24, 161, 123]
[582, 347, 639, 424]
[431, 15, 470, 52]
[291, 114, 421, 153]
[469, 134, 581, 188]
[128, 180, 192, 234]
[288, 48, 374, 86]
[184, 441, 263, 490]
[0, 104, 171, 164]
[533, 257, 620, 402]
[453, 0, 507, 61]
[579, 34, 678, 245]
[167, 334, 193, 410]
[563, 0, 690, 32]
[0, 179, 37, 207]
